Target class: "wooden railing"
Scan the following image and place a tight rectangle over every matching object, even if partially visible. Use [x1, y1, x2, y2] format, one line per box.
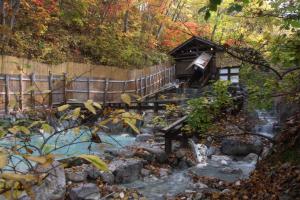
[0, 66, 176, 114]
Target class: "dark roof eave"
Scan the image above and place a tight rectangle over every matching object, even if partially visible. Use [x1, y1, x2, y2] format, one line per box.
[168, 36, 223, 56]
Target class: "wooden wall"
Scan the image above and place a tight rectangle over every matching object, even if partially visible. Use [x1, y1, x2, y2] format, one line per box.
[0, 55, 175, 114]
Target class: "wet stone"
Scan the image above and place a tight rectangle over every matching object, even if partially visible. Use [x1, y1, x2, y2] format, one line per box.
[109, 158, 143, 183]
[135, 133, 154, 142]
[69, 183, 101, 200]
[65, 168, 87, 183]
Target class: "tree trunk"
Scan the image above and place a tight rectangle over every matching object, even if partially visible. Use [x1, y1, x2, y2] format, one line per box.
[123, 10, 129, 33]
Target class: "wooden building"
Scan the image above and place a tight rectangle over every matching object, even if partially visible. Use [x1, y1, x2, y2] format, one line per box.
[169, 36, 242, 86]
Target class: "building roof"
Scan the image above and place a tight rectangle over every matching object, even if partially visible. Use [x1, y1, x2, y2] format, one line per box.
[169, 36, 222, 57]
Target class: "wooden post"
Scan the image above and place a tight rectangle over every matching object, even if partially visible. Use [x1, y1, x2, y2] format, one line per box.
[19, 74, 23, 110]
[139, 77, 143, 97]
[168, 68, 171, 83]
[154, 93, 159, 113]
[143, 76, 147, 96]
[4, 75, 10, 114]
[122, 81, 127, 93]
[30, 73, 35, 109]
[135, 78, 138, 95]
[63, 73, 67, 104]
[48, 71, 53, 108]
[145, 76, 148, 95]
[87, 77, 91, 100]
[103, 78, 109, 106]
[165, 133, 172, 154]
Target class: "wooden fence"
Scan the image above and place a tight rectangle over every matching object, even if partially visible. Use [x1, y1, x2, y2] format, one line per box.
[0, 66, 176, 114]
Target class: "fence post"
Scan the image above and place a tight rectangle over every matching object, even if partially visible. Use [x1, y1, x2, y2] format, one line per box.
[122, 81, 128, 93]
[48, 71, 53, 108]
[154, 93, 159, 113]
[145, 76, 148, 95]
[103, 78, 109, 106]
[140, 77, 143, 97]
[4, 75, 10, 114]
[19, 74, 23, 110]
[87, 77, 91, 100]
[135, 78, 138, 95]
[63, 73, 67, 104]
[30, 73, 35, 109]
[168, 68, 171, 83]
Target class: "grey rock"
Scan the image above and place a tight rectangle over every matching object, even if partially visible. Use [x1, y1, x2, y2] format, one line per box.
[135, 133, 154, 142]
[104, 149, 134, 158]
[65, 168, 87, 183]
[186, 158, 197, 167]
[159, 168, 170, 177]
[207, 146, 220, 157]
[211, 155, 232, 163]
[141, 168, 150, 176]
[140, 128, 154, 134]
[243, 153, 259, 162]
[85, 166, 114, 184]
[221, 189, 231, 194]
[194, 182, 208, 189]
[134, 149, 155, 162]
[109, 158, 143, 183]
[143, 147, 167, 163]
[221, 139, 263, 156]
[177, 160, 189, 169]
[175, 149, 186, 159]
[32, 161, 66, 200]
[99, 172, 114, 184]
[219, 167, 242, 174]
[194, 192, 203, 200]
[69, 183, 101, 200]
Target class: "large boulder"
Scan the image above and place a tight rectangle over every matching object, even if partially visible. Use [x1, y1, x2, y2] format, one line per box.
[85, 166, 114, 184]
[109, 158, 143, 183]
[69, 183, 101, 200]
[221, 139, 263, 156]
[143, 147, 167, 163]
[32, 161, 66, 200]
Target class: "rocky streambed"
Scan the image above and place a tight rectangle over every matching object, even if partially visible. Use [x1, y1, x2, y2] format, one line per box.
[11, 110, 278, 200]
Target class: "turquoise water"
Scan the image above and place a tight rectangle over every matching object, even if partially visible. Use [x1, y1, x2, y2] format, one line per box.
[0, 129, 136, 172]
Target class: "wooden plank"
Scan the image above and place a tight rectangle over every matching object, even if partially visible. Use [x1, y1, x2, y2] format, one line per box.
[4, 75, 10, 114]
[161, 115, 188, 133]
[30, 73, 36, 109]
[19, 74, 23, 110]
[48, 71, 53, 108]
[103, 78, 109, 106]
[122, 81, 127, 93]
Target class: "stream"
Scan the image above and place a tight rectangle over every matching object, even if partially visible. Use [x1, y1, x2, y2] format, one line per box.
[124, 110, 278, 199]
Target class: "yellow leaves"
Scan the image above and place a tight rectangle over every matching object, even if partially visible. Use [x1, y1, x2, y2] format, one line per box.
[8, 126, 30, 135]
[93, 102, 102, 109]
[84, 100, 96, 114]
[124, 118, 140, 134]
[57, 104, 70, 112]
[0, 173, 37, 183]
[23, 155, 54, 167]
[41, 124, 54, 134]
[72, 107, 81, 120]
[77, 154, 108, 172]
[121, 93, 131, 106]
[0, 150, 8, 169]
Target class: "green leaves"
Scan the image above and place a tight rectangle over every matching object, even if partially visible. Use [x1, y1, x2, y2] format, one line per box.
[77, 154, 108, 171]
